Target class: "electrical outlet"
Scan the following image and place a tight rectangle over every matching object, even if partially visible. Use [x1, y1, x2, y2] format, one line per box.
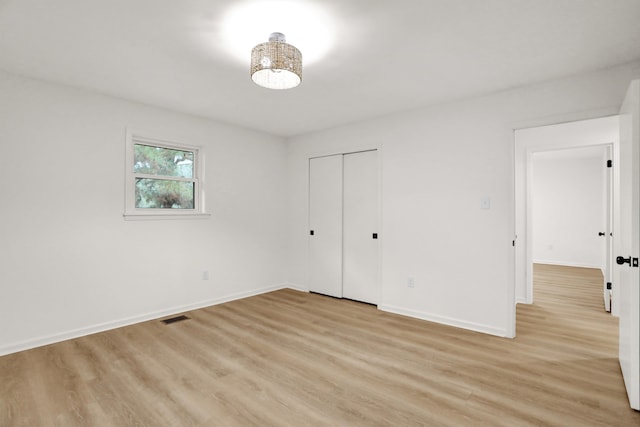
[408, 277, 415, 288]
[481, 196, 491, 210]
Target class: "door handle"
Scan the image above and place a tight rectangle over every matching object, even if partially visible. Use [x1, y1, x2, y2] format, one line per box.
[616, 256, 631, 265]
[598, 232, 606, 236]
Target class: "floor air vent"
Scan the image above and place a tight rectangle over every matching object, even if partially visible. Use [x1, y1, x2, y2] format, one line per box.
[162, 315, 190, 325]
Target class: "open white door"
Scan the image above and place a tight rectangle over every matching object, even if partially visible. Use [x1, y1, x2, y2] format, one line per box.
[617, 80, 640, 411]
[604, 144, 613, 312]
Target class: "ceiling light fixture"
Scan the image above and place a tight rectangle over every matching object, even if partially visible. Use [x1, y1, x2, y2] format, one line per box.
[250, 32, 302, 90]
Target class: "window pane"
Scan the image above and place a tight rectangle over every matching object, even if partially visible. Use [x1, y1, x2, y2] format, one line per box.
[134, 144, 194, 178]
[135, 179, 195, 209]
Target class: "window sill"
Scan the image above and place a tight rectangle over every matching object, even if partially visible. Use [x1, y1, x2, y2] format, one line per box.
[123, 212, 211, 221]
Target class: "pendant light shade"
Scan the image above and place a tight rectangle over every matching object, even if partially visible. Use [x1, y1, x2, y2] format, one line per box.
[250, 33, 302, 90]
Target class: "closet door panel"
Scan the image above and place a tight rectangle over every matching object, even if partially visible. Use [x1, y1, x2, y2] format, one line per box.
[308, 155, 343, 298]
[343, 150, 378, 304]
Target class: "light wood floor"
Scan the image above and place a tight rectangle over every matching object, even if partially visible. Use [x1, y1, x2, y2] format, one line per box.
[1, 264, 639, 426]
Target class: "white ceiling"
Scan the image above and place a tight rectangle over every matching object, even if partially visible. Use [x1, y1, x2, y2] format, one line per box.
[1, 0, 639, 137]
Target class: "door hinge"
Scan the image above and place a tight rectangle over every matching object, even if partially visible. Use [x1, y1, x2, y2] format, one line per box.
[607, 159, 613, 168]
[606, 282, 612, 290]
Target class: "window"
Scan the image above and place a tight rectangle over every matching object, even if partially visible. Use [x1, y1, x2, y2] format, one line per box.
[124, 131, 208, 219]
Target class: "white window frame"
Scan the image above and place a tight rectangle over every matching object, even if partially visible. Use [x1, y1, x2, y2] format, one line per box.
[124, 130, 209, 220]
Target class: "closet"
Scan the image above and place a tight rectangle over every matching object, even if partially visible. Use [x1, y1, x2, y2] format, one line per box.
[308, 150, 379, 304]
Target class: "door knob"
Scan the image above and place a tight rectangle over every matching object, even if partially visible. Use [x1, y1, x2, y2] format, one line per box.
[598, 232, 606, 236]
[616, 256, 631, 265]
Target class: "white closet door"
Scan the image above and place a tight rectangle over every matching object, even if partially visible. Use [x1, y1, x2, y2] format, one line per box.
[343, 150, 379, 304]
[309, 155, 343, 298]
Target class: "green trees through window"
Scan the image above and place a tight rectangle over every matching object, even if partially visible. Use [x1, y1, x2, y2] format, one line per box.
[133, 144, 196, 209]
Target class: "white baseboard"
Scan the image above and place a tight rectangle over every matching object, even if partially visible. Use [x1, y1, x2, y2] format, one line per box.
[283, 283, 309, 293]
[2, 285, 507, 356]
[378, 304, 508, 338]
[0, 284, 291, 357]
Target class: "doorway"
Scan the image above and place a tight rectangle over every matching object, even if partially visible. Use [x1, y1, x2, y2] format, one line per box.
[514, 116, 619, 318]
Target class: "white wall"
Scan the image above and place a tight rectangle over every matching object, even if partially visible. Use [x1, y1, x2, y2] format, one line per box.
[0, 70, 288, 355]
[2, 62, 638, 354]
[532, 148, 606, 268]
[286, 61, 640, 338]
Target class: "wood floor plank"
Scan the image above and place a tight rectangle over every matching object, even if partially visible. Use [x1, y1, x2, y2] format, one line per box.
[1, 263, 639, 425]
